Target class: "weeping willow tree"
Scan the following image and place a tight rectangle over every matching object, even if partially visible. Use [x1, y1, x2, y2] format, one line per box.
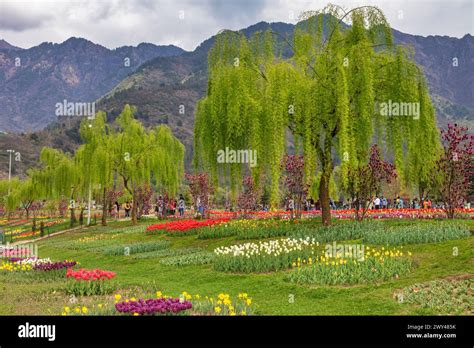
[109, 105, 185, 224]
[194, 30, 282, 204]
[76, 111, 113, 225]
[31, 148, 79, 226]
[195, 4, 440, 225]
[6, 178, 40, 219]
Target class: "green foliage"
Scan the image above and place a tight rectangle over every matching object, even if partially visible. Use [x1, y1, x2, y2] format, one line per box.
[107, 105, 185, 223]
[397, 278, 473, 315]
[289, 220, 382, 242]
[362, 221, 470, 245]
[0, 268, 69, 283]
[132, 247, 204, 259]
[198, 225, 239, 239]
[194, 4, 440, 224]
[65, 279, 116, 296]
[159, 252, 215, 266]
[286, 255, 412, 285]
[31, 148, 78, 199]
[99, 240, 171, 256]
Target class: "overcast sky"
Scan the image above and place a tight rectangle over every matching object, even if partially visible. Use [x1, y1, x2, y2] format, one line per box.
[0, 0, 472, 51]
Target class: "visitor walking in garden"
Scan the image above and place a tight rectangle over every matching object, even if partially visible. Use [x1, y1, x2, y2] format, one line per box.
[178, 194, 185, 217]
[156, 196, 164, 217]
[374, 196, 381, 209]
[114, 201, 120, 219]
[288, 197, 295, 218]
[124, 201, 131, 218]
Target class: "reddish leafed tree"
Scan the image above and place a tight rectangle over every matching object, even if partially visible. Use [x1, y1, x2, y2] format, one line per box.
[135, 185, 153, 219]
[433, 124, 474, 219]
[346, 145, 397, 220]
[185, 173, 214, 218]
[101, 189, 124, 225]
[281, 155, 307, 219]
[237, 176, 260, 217]
[106, 189, 123, 215]
[58, 199, 68, 218]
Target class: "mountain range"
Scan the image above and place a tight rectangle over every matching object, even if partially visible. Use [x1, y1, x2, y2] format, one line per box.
[0, 20, 472, 178]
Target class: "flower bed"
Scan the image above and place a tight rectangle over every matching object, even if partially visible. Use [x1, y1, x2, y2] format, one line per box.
[286, 246, 412, 285]
[362, 222, 470, 245]
[198, 219, 315, 240]
[115, 298, 192, 316]
[65, 268, 116, 296]
[146, 218, 231, 235]
[132, 247, 204, 260]
[99, 240, 171, 256]
[213, 237, 319, 273]
[160, 252, 215, 266]
[206, 208, 474, 220]
[66, 268, 115, 281]
[0, 260, 32, 272]
[33, 260, 77, 271]
[0, 258, 77, 281]
[60, 290, 257, 316]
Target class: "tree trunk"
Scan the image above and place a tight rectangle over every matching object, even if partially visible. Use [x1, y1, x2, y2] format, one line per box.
[131, 191, 138, 225]
[79, 209, 84, 226]
[101, 187, 107, 226]
[319, 170, 332, 226]
[354, 198, 362, 221]
[69, 208, 76, 228]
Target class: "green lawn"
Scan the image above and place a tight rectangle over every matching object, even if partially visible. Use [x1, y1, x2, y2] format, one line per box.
[1, 218, 472, 315]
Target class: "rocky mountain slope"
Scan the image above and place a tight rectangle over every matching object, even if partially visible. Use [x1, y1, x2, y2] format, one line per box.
[0, 38, 184, 132]
[0, 21, 472, 178]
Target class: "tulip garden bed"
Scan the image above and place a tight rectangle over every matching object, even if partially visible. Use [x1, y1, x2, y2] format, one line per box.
[0, 216, 473, 315]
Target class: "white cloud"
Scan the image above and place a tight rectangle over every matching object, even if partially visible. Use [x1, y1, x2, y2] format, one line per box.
[0, 0, 472, 51]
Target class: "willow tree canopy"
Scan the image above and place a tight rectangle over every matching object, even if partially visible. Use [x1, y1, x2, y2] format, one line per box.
[194, 4, 440, 224]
